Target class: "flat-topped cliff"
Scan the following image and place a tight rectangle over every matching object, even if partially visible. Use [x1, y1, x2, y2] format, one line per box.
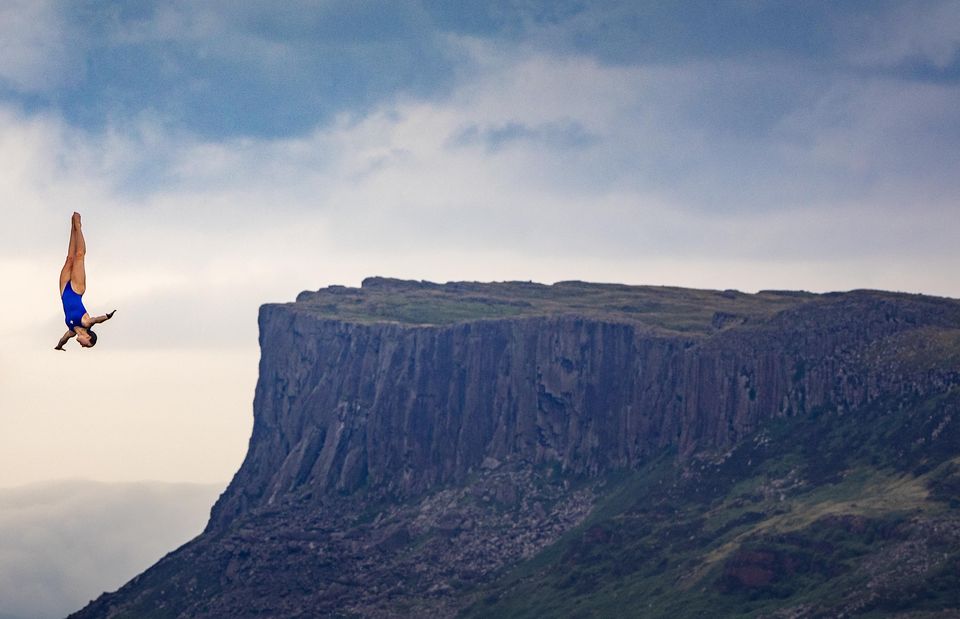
[209, 279, 959, 529]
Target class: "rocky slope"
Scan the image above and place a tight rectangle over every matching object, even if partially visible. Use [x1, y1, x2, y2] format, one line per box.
[70, 278, 960, 618]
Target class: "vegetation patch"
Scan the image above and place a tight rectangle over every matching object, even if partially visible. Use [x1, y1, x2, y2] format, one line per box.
[290, 279, 810, 333]
[459, 389, 960, 618]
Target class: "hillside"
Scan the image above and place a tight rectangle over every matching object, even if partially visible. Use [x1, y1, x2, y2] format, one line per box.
[70, 279, 960, 618]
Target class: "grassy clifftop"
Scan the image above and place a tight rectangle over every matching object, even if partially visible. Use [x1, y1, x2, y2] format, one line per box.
[290, 277, 819, 334]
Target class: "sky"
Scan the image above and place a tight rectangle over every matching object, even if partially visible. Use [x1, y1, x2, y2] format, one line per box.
[2, 1, 960, 489]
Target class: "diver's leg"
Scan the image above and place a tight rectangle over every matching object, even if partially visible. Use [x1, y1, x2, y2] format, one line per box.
[59, 214, 78, 294]
[69, 213, 87, 295]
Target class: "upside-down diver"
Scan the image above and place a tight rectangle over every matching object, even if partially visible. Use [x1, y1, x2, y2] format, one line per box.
[55, 212, 115, 350]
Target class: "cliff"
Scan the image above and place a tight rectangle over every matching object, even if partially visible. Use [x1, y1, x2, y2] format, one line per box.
[209, 279, 959, 528]
[71, 279, 960, 618]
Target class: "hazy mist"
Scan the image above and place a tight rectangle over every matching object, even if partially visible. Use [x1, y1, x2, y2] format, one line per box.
[0, 480, 223, 619]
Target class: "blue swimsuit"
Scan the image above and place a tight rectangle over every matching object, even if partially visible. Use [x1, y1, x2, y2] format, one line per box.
[62, 281, 87, 332]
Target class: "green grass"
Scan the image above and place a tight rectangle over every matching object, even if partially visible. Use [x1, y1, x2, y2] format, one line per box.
[458, 388, 960, 618]
[287, 279, 815, 334]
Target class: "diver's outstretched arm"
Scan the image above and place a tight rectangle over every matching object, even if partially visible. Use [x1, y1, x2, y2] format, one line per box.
[55, 330, 75, 351]
[87, 310, 116, 326]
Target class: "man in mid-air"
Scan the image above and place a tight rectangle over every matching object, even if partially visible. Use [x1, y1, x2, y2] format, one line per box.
[55, 212, 115, 350]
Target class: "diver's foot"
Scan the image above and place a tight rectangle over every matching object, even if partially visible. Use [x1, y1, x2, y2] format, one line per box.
[72, 212, 81, 227]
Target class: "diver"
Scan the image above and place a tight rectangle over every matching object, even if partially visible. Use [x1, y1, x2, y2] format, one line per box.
[55, 212, 115, 350]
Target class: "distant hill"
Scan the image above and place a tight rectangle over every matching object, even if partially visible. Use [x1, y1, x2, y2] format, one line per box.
[71, 279, 960, 618]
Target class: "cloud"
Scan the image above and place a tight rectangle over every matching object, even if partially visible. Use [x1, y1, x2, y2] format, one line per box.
[1, 0, 464, 138]
[424, 0, 960, 90]
[0, 480, 223, 619]
[2, 37, 958, 281]
[5, 2, 956, 141]
[448, 119, 598, 152]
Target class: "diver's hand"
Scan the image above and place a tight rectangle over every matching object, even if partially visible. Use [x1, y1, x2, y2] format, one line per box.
[55, 330, 74, 349]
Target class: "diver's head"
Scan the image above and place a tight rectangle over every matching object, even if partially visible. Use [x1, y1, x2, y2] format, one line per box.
[78, 329, 97, 348]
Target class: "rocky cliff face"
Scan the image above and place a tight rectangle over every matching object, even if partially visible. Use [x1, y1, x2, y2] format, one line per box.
[70, 280, 960, 618]
[209, 282, 959, 530]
